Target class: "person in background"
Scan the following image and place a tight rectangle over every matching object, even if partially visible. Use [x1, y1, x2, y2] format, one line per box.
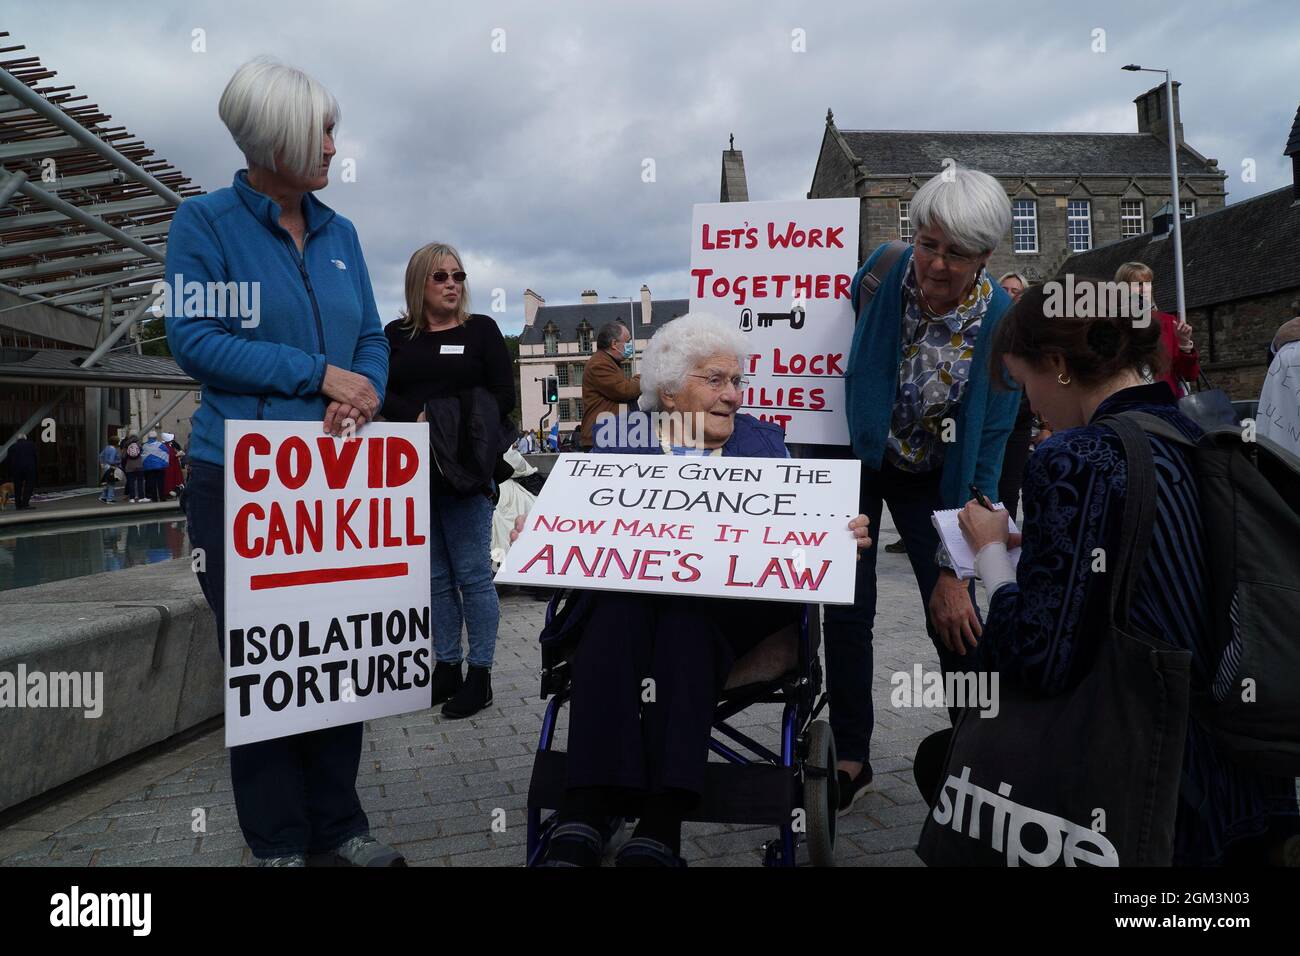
[547, 420, 560, 451]
[827, 167, 1021, 814]
[121, 434, 145, 503]
[1265, 307, 1300, 365]
[996, 272, 1033, 523]
[581, 322, 641, 450]
[166, 57, 399, 868]
[8, 432, 37, 509]
[381, 241, 512, 720]
[1257, 311, 1300, 457]
[141, 431, 169, 502]
[163, 434, 184, 497]
[98, 436, 121, 503]
[1115, 261, 1200, 397]
[951, 277, 1298, 865]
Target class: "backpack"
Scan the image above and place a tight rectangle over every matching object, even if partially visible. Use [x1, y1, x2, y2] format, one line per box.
[1113, 410, 1300, 776]
[125, 441, 140, 459]
[854, 240, 910, 320]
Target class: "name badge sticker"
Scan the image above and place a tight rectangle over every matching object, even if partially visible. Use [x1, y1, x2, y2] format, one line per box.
[440, 345, 466, 355]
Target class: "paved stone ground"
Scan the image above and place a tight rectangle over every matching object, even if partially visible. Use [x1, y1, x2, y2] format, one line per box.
[0, 510, 956, 867]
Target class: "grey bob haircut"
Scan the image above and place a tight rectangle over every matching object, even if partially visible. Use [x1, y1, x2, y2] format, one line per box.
[911, 166, 1012, 256]
[219, 57, 340, 179]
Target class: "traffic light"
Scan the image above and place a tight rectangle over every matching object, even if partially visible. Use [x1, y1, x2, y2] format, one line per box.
[542, 376, 559, 404]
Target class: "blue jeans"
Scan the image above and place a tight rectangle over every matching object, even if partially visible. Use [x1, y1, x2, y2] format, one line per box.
[822, 460, 982, 765]
[429, 490, 499, 668]
[185, 460, 370, 858]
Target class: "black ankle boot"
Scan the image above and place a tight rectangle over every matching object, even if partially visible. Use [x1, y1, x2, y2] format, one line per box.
[441, 665, 493, 719]
[430, 660, 464, 706]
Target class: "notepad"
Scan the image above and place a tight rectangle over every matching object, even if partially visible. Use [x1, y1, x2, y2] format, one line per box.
[931, 506, 1021, 580]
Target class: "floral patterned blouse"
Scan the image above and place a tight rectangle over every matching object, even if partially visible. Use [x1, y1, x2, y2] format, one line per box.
[885, 264, 994, 472]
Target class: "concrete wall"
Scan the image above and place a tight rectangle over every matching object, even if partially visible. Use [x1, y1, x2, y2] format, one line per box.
[0, 558, 221, 812]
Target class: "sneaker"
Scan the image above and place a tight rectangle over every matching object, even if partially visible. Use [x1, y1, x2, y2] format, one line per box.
[884, 539, 907, 554]
[836, 763, 873, 815]
[538, 821, 604, 867]
[615, 836, 687, 868]
[440, 664, 493, 719]
[429, 660, 464, 707]
[255, 853, 306, 867]
[323, 834, 406, 867]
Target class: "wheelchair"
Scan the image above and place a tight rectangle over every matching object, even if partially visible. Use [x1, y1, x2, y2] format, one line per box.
[525, 592, 838, 867]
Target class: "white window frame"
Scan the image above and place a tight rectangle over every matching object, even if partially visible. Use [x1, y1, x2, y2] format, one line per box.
[1121, 199, 1144, 238]
[1067, 199, 1092, 252]
[1179, 199, 1196, 220]
[1012, 199, 1038, 254]
[898, 199, 914, 242]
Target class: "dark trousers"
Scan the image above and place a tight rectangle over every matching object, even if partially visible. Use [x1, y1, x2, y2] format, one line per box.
[145, 469, 165, 501]
[564, 592, 798, 799]
[998, 426, 1032, 525]
[126, 471, 145, 499]
[12, 468, 35, 508]
[186, 460, 369, 858]
[822, 461, 981, 765]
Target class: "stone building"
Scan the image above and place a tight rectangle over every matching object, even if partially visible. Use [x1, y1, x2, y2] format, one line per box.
[1061, 104, 1300, 400]
[808, 83, 1228, 279]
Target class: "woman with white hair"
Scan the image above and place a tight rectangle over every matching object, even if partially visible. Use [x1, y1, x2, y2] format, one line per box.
[518, 314, 872, 866]
[166, 58, 400, 867]
[825, 167, 1022, 814]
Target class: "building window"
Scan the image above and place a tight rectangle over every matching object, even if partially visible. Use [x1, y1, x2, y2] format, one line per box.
[556, 364, 569, 387]
[573, 362, 586, 383]
[1121, 200, 1144, 238]
[1180, 200, 1196, 220]
[557, 399, 571, 420]
[573, 398, 584, 419]
[577, 320, 593, 354]
[543, 322, 558, 356]
[898, 200, 913, 242]
[1012, 199, 1038, 254]
[1067, 199, 1092, 252]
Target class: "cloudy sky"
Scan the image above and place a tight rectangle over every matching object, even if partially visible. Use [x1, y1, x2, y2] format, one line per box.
[9, 0, 1299, 333]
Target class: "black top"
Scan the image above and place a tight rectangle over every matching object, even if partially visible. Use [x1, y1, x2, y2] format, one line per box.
[382, 314, 514, 423]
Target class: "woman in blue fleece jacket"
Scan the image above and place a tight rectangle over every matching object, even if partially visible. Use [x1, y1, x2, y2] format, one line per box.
[165, 57, 399, 867]
[825, 167, 1021, 814]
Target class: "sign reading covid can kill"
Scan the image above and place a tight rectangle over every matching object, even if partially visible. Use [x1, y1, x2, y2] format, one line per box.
[223, 421, 431, 746]
[689, 198, 858, 445]
[494, 452, 861, 603]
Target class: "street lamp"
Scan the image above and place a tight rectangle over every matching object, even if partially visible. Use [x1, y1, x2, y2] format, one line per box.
[1122, 64, 1187, 329]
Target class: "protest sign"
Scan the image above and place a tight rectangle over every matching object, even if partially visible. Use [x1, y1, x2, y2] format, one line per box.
[689, 198, 858, 445]
[223, 421, 431, 746]
[1258, 341, 1300, 454]
[494, 453, 861, 603]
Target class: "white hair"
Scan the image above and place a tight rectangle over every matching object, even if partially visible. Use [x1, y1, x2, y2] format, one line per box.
[218, 57, 339, 178]
[638, 312, 750, 412]
[911, 167, 1012, 255]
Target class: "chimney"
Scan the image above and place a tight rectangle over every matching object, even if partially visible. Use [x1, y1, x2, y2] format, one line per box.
[640, 284, 652, 327]
[1285, 104, 1300, 202]
[523, 288, 544, 327]
[580, 289, 598, 304]
[1134, 81, 1183, 145]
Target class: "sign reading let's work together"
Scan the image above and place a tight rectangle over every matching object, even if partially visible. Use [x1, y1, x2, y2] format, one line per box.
[495, 454, 861, 604]
[223, 421, 432, 746]
[689, 198, 859, 446]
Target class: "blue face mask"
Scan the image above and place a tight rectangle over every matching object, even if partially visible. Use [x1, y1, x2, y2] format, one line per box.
[622, 341, 634, 359]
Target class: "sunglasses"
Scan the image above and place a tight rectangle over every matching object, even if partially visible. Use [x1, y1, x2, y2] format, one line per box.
[429, 270, 467, 284]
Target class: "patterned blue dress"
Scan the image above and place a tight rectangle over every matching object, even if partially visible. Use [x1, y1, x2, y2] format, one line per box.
[981, 383, 1298, 865]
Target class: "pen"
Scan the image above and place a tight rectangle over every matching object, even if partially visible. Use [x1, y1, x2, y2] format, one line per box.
[969, 483, 996, 512]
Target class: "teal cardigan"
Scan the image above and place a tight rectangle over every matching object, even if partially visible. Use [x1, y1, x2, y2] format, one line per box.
[844, 243, 1021, 510]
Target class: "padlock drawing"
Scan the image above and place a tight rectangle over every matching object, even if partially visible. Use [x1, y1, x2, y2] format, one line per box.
[739, 308, 754, 332]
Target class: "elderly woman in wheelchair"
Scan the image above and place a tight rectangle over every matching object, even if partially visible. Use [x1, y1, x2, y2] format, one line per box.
[512, 313, 871, 866]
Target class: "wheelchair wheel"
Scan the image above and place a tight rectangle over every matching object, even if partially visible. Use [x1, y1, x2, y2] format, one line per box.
[804, 719, 836, 866]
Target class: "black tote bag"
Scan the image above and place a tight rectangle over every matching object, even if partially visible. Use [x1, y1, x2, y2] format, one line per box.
[917, 415, 1192, 866]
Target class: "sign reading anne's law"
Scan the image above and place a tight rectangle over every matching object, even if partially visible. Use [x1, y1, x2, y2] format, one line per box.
[223, 421, 432, 746]
[689, 198, 858, 445]
[494, 453, 861, 604]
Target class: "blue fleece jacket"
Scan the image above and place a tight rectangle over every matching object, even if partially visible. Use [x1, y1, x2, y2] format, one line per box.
[164, 171, 388, 466]
[844, 243, 1021, 510]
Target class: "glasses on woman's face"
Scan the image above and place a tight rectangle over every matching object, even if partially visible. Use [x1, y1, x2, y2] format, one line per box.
[689, 372, 749, 393]
[913, 237, 977, 267]
[429, 270, 467, 284]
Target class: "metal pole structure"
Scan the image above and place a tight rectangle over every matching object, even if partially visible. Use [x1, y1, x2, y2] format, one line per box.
[139, 388, 190, 436]
[0, 171, 166, 263]
[1164, 72, 1188, 328]
[0, 67, 185, 207]
[0, 291, 161, 464]
[0, 168, 28, 208]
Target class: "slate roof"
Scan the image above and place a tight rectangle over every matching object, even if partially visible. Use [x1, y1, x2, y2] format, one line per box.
[838, 130, 1222, 178]
[0, 347, 195, 388]
[1286, 106, 1300, 157]
[1059, 186, 1300, 311]
[519, 298, 692, 346]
